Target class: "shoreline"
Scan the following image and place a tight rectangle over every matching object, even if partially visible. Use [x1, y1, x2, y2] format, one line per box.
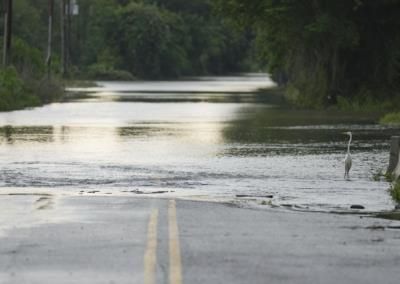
[1, 188, 398, 218]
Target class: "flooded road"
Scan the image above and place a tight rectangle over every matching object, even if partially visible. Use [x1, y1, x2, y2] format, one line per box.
[0, 74, 398, 212]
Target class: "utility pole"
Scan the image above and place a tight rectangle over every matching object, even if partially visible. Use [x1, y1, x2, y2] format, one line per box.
[2, 0, 13, 67]
[46, 0, 54, 79]
[60, 0, 78, 77]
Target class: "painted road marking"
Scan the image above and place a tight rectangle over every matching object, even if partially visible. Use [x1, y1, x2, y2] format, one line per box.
[144, 208, 159, 284]
[169, 200, 183, 284]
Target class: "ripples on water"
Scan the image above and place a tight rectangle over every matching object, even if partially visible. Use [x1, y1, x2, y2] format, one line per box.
[0, 75, 399, 212]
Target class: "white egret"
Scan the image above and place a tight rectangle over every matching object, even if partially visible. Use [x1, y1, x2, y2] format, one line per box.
[343, 131, 352, 179]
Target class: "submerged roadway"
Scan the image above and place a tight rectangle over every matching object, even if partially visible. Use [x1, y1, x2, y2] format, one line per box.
[0, 195, 400, 284]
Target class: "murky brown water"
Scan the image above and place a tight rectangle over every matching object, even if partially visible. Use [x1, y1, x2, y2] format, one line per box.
[0, 74, 399, 212]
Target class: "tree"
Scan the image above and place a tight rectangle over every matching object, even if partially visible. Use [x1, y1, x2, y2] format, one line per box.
[2, 0, 13, 66]
[46, 0, 54, 79]
[115, 3, 176, 78]
[215, 0, 400, 107]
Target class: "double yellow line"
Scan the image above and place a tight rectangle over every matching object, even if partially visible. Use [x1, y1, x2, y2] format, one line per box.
[144, 200, 183, 284]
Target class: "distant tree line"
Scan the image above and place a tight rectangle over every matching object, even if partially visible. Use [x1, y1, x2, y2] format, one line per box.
[3, 0, 399, 110]
[81, 0, 257, 79]
[1, 0, 255, 80]
[215, 0, 400, 108]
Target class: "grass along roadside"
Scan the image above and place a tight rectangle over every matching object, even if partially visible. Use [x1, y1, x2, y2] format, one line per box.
[380, 112, 400, 126]
[390, 181, 400, 204]
[374, 180, 400, 221]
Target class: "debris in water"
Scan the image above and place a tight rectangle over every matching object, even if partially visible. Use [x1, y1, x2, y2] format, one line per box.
[350, 205, 365, 210]
[236, 194, 273, 198]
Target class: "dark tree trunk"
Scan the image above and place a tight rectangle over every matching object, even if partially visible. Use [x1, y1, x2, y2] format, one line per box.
[46, 0, 54, 79]
[2, 0, 13, 67]
[60, 0, 67, 76]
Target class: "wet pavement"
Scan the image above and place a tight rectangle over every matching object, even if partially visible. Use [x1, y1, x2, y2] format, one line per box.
[1, 195, 400, 284]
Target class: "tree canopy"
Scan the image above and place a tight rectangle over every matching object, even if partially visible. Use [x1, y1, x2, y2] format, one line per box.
[215, 0, 400, 107]
[1, 0, 255, 80]
[2, 0, 400, 109]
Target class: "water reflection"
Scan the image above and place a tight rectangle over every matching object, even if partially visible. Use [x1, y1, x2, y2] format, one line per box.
[0, 75, 399, 212]
[222, 107, 395, 154]
[67, 73, 276, 94]
[0, 126, 54, 144]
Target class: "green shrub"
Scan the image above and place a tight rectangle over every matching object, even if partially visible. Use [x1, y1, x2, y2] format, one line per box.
[390, 181, 400, 203]
[30, 78, 64, 104]
[0, 67, 40, 111]
[12, 37, 45, 79]
[0, 36, 62, 111]
[0, 67, 63, 111]
[336, 91, 399, 112]
[380, 112, 400, 125]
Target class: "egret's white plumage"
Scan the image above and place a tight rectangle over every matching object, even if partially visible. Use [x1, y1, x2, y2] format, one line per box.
[343, 131, 352, 179]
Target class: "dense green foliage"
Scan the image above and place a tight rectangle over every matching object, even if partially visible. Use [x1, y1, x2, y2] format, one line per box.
[0, 65, 63, 111]
[0, 0, 64, 111]
[215, 0, 400, 108]
[77, 0, 253, 78]
[0, 35, 63, 111]
[2, 0, 400, 110]
[0, 67, 37, 110]
[0, 0, 253, 110]
[0, 63, 62, 112]
[1, 0, 253, 80]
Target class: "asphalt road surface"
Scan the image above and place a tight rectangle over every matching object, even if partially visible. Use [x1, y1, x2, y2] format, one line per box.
[1, 195, 400, 284]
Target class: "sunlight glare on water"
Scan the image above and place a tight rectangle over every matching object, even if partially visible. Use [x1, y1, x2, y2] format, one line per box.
[0, 74, 399, 212]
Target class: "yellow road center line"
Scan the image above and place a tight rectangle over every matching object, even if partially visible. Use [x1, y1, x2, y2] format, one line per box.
[168, 200, 183, 284]
[144, 208, 159, 284]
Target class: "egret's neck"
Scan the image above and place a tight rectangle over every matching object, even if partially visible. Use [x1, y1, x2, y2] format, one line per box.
[347, 134, 352, 153]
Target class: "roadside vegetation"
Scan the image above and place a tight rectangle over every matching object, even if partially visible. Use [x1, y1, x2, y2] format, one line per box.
[376, 177, 400, 219]
[390, 181, 400, 204]
[214, 0, 400, 113]
[0, 67, 63, 111]
[0, 36, 63, 111]
[384, 171, 400, 204]
[380, 112, 400, 126]
[0, 67, 39, 111]
[2, 0, 400, 113]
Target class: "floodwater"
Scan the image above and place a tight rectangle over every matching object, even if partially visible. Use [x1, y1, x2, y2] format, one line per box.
[0, 74, 398, 212]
